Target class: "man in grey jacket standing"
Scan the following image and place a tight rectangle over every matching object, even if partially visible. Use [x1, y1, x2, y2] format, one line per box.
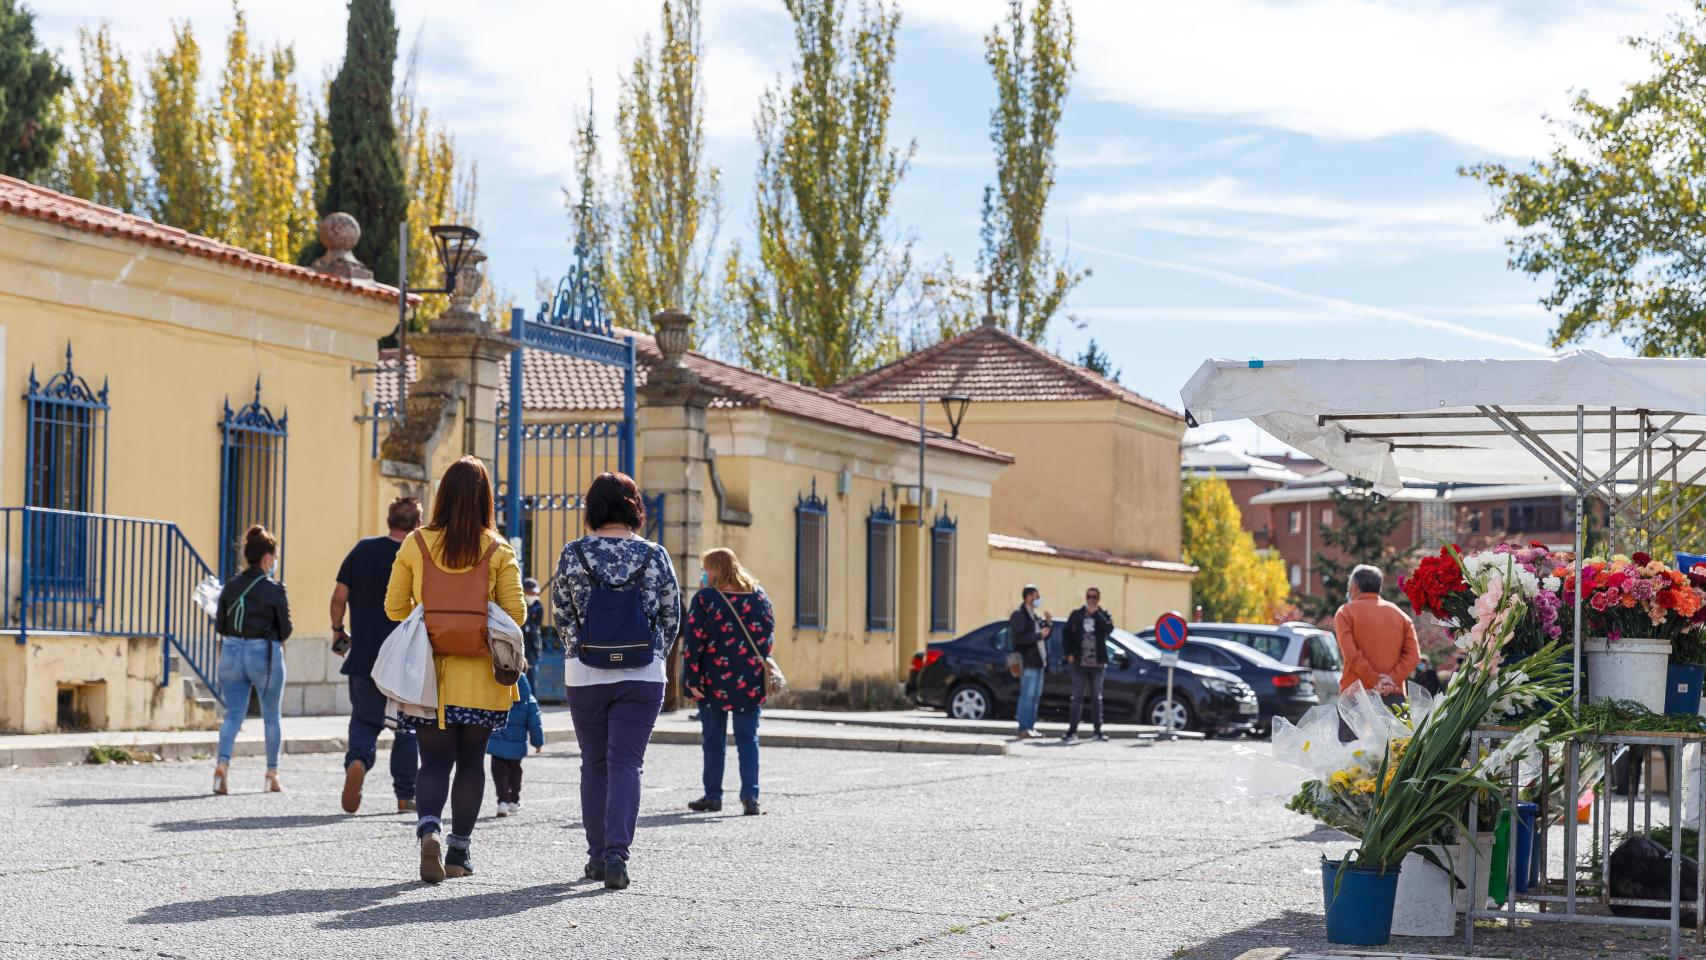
[1008, 585, 1050, 738]
[1062, 587, 1112, 743]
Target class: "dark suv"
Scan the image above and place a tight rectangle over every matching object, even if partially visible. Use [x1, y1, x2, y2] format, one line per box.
[906, 617, 1260, 735]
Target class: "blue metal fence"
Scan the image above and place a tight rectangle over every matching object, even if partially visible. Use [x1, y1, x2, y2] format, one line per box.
[1, 507, 222, 703]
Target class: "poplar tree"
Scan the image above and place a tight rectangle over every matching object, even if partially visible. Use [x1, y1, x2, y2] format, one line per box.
[304, 0, 407, 284]
[1182, 474, 1292, 623]
[0, 0, 69, 181]
[724, 0, 913, 387]
[219, 11, 311, 261]
[58, 24, 139, 212]
[610, 0, 721, 333]
[978, 0, 1085, 343]
[144, 22, 221, 234]
[563, 91, 611, 282]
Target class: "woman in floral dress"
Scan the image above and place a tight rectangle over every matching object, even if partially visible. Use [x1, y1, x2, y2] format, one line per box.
[683, 547, 774, 817]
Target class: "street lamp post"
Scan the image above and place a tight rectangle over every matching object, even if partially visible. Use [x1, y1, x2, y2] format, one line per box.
[393, 221, 481, 424]
[914, 393, 974, 526]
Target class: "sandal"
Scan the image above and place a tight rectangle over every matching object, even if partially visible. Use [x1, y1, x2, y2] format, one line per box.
[263, 771, 283, 793]
[212, 765, 228, 796]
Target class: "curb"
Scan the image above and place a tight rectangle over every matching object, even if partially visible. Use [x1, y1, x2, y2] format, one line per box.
[2, 727, 1004, 768]
[762, 712, 1164, 740]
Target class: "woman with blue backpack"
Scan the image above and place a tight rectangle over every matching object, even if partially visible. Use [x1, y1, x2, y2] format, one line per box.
[488, 673, 544, 816]
[552, 471, 681, 891]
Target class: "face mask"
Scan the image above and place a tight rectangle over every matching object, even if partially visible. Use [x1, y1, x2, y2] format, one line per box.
[1031, 597, 1043, 609]
[700, 571, 710, 587]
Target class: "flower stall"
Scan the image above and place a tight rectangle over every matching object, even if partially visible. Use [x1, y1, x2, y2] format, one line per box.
[1184, 351, 1706, 959]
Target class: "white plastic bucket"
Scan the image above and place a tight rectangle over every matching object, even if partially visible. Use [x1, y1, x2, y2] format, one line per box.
[1583, 637, 1672, 713]
[1391, 849, 1455, 937]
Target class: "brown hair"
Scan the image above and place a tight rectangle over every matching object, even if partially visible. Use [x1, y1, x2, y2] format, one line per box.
[387, 496, 422, 533]
[427, 456, 496, 569]
[242, 524, 277, 568]
[584, 471, 645, 531]
[701, 547, 757, 593]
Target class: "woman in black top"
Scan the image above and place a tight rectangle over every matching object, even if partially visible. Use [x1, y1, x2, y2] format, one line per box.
[213, 525, 292, 795]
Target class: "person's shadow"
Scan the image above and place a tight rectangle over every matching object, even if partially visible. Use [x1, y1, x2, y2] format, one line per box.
[318, 880, 609, 929]
[132, 882, 418, 924]
[133, 877, 607, 929]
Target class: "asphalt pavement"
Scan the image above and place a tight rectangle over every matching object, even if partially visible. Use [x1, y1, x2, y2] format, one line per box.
[4, 736, 1680, 960]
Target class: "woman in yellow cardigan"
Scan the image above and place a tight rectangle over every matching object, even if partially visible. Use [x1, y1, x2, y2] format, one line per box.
[385, 456, 525, 884]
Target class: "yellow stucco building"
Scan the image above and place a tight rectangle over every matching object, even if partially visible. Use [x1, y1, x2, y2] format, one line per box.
[0, 177, 1191, 732]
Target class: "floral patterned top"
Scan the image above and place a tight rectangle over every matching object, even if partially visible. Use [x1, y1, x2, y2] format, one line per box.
[684, 587, 775, 710]
[551, 534, 682, 687]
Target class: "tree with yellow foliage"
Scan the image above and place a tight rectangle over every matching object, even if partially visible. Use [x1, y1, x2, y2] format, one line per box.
[1182, 474, 1292, 623]
[144, 22, 222, 235]
[57, 23, 139, 212]
[218, 8, 313, 261]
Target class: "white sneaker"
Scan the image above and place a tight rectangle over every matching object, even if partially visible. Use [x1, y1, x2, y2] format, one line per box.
[494, 802, 509, 818]
[510, 800, 522, 814]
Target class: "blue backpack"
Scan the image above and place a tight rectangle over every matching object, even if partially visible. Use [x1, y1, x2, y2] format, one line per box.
[571, 542, 654, 669]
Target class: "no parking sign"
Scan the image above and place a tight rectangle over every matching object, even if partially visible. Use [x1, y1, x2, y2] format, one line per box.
[1153, 612, 1188, 736]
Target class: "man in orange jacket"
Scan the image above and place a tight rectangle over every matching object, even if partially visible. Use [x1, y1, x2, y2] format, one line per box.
[1333, 564, 1419, 701]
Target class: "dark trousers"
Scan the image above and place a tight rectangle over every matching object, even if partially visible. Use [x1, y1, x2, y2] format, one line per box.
[415, 722, 491, 843]
[491, 756, 524, 803]
[567, 680, 664, 863]
[699, 703, 761, 802]
[345, 674, 418, 799]
[1068, 665, 1105, 735]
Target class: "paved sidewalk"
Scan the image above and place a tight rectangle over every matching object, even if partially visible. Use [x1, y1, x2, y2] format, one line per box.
[0, 706, 1012, 767]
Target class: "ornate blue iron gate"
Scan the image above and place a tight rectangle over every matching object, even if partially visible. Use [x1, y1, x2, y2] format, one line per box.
[217, 380, 289, 579]
[496, 245, 639, 701]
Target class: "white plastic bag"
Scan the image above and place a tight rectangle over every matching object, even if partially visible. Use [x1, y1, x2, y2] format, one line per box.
[372, 605, 437, 709]
[192, 575, 222, 620]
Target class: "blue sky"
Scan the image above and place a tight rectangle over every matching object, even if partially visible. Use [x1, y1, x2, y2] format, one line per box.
[38, 0, 1686, 451]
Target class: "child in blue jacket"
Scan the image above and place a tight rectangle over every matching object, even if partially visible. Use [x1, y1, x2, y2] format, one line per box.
[489, 674, 544, 816]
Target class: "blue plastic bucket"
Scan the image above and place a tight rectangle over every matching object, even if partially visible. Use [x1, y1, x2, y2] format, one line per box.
[1513, 802, 1539, 893]
[1321, 858, 1402, 946]
[1666, 663, 1704, 717]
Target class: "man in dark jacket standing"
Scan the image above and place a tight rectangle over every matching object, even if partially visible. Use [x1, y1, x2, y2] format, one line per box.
[1009, 585, 1051, 738]
[330, 496, 421, 814]
[1062, 587, 1113, 743]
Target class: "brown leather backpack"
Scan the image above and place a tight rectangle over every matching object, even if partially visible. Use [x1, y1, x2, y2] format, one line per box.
[415, 530, 497, 658]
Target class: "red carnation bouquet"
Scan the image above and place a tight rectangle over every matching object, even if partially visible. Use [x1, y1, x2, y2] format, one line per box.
[1401, 546, 1474, 625]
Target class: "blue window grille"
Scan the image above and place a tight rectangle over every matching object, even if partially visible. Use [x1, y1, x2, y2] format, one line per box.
[795, 479, 828, 629]
[866, 493, 896, 631]
[218, 380, 288, 579]
[930, 505, 957, 633]
[23, 343, 109, 600]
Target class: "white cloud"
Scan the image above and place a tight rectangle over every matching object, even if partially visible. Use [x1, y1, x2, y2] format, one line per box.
[1074, 177, 1499, 264]
[904, 0, 1684, 157]
[1068, 238, 1554, 355]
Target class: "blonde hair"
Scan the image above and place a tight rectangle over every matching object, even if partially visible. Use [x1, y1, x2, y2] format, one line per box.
[701, 547, 757, 593]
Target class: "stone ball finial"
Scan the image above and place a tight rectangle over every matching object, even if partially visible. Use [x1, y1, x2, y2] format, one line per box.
[652, 309, 693, 370]
[310, 212, 374, 281]
[319, 212, 361, 255]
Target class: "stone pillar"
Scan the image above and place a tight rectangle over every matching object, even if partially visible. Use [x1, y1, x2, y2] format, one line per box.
[310, 212, 375, 281]
[379, 240, 511, 498]
[639, 309, 719, 710]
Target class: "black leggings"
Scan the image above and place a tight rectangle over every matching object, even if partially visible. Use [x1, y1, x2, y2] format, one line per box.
[416, 722, 492, 841]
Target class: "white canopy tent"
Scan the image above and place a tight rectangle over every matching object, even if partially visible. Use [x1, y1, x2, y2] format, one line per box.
[1181, 351, 1706, 549]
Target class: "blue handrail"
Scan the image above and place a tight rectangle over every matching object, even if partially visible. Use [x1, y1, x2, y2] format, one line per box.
[1, 506, 223, 705]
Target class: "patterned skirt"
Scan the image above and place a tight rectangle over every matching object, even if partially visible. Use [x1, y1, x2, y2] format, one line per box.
[398, 705, 509, 731]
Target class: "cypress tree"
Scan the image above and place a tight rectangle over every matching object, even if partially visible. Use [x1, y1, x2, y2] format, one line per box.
[302, 0, 406, 284]
[0, 0, 70, 181]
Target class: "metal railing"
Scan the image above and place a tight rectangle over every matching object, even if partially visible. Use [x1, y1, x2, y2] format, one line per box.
[0, 506, 222, 704]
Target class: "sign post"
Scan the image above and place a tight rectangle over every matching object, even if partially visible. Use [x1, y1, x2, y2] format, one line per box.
[1153, 611, 1189, 739]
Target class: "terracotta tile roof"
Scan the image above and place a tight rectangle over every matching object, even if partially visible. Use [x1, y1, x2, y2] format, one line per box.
[375, 330, 1011, 463]
[988, 533, 1196, 574]
[0, 175, 403, 304]
[831, 323, 1182, 419]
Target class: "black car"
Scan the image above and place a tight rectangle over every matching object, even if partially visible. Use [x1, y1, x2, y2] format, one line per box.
[1156, 633, 1318, 735]
[906, 617, 1260, 735]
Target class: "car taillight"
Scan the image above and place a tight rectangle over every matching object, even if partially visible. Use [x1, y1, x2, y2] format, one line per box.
[1273, 673, 1303, 688]
[910, 649, 942, 673]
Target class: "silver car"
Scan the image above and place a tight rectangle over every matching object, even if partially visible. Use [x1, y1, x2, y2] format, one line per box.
[1184, 622, 1344, 702]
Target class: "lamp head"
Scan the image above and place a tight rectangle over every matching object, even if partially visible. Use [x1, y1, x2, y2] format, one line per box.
[940, 394, 972, 439]
[428, 224, 481, 293]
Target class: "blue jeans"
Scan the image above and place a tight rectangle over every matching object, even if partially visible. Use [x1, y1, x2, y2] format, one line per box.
[699, 704, 760, 802]
[216, 637, 286, 768]
[345, 674, 418, 799]
[567, 680, 664, 863]
[1016, 667, 1044, 733]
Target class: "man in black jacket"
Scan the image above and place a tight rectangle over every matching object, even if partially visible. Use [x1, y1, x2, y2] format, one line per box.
[1062, 587, 1113, 742]
[1008, 585, 1051, 738]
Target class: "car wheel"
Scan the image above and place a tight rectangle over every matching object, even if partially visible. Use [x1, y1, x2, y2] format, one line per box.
[1146, 693, 1195, 731]
[947, 682, 994, 721]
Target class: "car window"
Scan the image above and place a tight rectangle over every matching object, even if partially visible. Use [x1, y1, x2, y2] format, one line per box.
[1230, 632, 1288, 662]
[1110, 629, 1162, 663]
[1179, 645, 1215, 666]
[988, 626, 1012, 652]
[1308, 634, 1342, 670]
[1212, 648, 1244, 670]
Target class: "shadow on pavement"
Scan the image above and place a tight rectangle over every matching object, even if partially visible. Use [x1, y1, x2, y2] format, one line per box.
[154, 813, 356, 832]
[131, 881, 417, 924]
[560, 810, 718, 831]
[53, 794, 211, 807]
[316, 880, 600, 929]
